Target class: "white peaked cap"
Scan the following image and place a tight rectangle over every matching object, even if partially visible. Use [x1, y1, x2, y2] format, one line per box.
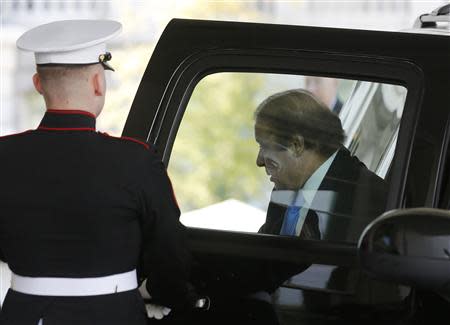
[16, 20, 122, 68]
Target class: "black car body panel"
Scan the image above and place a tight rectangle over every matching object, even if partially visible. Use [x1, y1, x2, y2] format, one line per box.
[123, 19, 450, 323]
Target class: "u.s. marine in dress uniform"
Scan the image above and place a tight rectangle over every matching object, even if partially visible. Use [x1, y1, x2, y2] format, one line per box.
[0, 20, 196, 324]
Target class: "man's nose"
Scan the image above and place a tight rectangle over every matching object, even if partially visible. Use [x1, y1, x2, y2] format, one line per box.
[256, 149, 265, 167]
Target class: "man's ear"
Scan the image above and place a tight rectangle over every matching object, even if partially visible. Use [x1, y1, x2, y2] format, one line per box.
[32, 73, 43, 95]
[93, 71, 105, 97]
[291, 135, 305, 157]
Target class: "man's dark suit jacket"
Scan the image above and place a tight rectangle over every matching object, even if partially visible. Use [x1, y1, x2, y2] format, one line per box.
[260, 147, 387, 243]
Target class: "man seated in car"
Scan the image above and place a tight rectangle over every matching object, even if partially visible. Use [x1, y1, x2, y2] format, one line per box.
[255, 89, 387, 244]
[191, 89, 388, 323]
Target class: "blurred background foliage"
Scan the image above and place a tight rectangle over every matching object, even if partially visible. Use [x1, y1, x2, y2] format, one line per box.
[168, 73, 270, 212]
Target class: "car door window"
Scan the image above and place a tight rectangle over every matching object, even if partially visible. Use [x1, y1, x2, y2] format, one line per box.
[167, 72, 408, 314]
[168, 72, 406, 245]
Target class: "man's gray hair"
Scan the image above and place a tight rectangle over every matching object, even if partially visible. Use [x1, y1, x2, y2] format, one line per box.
[254, 89, 345, 156]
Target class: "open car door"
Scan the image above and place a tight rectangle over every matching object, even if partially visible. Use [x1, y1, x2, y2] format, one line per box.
[123, 19, 450, 324]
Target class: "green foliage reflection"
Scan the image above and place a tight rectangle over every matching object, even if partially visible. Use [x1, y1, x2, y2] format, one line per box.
[168, 73, 269, 212]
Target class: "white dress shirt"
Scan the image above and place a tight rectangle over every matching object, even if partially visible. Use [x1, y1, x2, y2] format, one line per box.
[270, 151, 338, 236]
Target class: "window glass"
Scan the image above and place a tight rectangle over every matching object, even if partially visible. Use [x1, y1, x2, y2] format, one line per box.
[169, 72, 406, 244]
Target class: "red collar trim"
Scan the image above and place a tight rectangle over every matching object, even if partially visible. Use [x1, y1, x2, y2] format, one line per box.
[100, 133, 150, 150]
[46, 109, 96, 119]
[38, 126, 96, 132]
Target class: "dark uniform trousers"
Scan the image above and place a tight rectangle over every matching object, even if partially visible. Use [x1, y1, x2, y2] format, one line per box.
[1, 289, 147, 325]
[0, 110, 191, 324]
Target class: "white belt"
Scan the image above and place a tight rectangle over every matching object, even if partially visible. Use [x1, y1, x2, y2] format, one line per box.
[11, 269, 138, 296]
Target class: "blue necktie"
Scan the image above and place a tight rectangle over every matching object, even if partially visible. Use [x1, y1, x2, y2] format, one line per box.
[280, 193, 304, 236]
[280, 206, 300, 236]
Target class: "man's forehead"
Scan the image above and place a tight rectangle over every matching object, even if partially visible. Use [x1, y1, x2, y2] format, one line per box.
[255, 118, 287, 136]
[255, 128, 280, 144]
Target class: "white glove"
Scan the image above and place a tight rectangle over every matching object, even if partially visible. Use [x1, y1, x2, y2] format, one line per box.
[139, 279, 172, 319]
[145, 303, 171, 320]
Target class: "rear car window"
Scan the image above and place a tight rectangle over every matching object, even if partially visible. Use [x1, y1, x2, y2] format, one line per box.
[168, 72, 406, 244]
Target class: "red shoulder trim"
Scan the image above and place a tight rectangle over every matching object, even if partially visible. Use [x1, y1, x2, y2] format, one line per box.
[0, 130, 33, 139]
[121, 136, 150, 150]
[99, 132, 150, 150]
[38, 126, 95, 132]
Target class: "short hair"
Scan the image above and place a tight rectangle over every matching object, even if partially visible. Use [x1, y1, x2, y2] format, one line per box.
[254, 89, 345, 156]
[36, 64, 94, 83]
